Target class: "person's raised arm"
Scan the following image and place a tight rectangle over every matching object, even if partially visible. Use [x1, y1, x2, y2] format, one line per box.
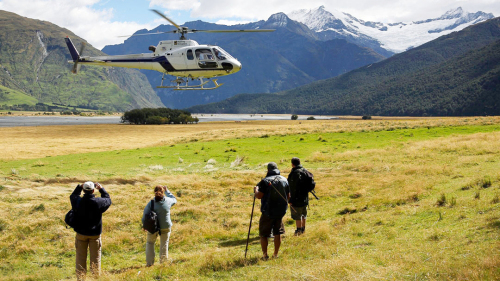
[95, 183, 112, 213]
[70, 184, 83, 208]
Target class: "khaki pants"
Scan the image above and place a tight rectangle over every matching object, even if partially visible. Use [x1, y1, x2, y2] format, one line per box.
[146, 228, 171, 266]
[75, 233, 101, 281]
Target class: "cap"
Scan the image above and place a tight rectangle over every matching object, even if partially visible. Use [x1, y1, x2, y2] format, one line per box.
[82, 181, 95, 191]
[267, 162, 278, 171]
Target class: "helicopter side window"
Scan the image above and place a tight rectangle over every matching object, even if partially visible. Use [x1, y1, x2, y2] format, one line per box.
[187, 49, 194, 60]
[213, 48, 226, 61]
[195, 49, 218, 68]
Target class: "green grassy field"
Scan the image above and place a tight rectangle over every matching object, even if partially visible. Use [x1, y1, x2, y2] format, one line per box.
[0, 85, 38, 106]
[0, 119, 499, 280]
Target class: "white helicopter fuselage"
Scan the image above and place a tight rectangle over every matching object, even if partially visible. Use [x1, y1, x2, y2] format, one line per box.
[67, 39, 242, 79]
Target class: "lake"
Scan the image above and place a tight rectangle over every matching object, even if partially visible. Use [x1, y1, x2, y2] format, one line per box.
[0, 114, 337, 127]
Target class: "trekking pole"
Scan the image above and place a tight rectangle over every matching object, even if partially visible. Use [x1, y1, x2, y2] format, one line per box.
[311, 190, 319, 200]
[245, 194, 256, 259]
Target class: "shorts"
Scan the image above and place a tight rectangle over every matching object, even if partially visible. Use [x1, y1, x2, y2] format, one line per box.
[290, 205, 307, 220]
[259, 213, 285, 238]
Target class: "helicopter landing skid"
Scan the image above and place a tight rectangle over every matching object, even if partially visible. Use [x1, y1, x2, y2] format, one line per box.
[156, 77, 223, 90]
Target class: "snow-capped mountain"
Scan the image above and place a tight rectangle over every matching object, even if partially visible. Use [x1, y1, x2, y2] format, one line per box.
[288, 6, 494, 53]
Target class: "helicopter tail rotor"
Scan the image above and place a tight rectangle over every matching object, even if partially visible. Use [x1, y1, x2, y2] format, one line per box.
[64, 37, 85, 74]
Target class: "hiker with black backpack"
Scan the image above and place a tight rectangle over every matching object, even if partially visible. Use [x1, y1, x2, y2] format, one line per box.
[253, 162, 290, 260]
[69, 181, 112, 281]
[288, 157, 316, 236]
[142, 185, 177, 266]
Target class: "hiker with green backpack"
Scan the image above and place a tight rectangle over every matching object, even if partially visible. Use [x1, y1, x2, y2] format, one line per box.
[142, 185, 177, 266]
[253, 162, 290, 260]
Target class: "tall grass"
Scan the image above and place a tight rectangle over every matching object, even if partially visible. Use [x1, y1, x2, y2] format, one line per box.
[0, 118, 499, 280]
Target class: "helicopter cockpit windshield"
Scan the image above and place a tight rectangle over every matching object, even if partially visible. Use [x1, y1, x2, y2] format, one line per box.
[212, 47, 232, 61]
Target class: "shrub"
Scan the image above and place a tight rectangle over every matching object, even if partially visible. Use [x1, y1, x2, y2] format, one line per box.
[362, 115, 372, 120]
[145, 116, 168, 125]
[0, 219, 6, 232]
[349, 192, 362, 199]
[480, 177, 492, 188]
[338, 207, 357, 215]
[449, 196, 457, 207]
[32, 204, 45, 212]
[121, 108, 195, 125]
[307, 116, 316, 120]
[291, 114, 298, 120]
[436, 193, 446, 206]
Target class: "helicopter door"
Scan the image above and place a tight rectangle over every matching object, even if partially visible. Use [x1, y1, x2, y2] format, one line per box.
[185, 49, 197, 69]
[195, 49, 218, 69]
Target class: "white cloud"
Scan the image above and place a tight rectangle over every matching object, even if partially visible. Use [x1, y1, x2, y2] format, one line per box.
[148, 0, 200, 11]
[151, 0, 498, 23]
[215, 19, 251, 26]
[0, 0, 497, 49]
[0, 0, 154, 49]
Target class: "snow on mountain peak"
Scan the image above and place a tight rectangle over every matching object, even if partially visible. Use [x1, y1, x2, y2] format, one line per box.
[441, 7, 465, 19]
[267, 12, 289, 27]
[287, 6, 494, 53]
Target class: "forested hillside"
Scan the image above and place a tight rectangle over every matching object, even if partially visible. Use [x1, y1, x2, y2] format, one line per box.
[0, 10, 164, 111]
[187, 17, 500, 116]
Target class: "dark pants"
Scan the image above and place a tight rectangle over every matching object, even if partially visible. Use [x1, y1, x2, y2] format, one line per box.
[259, 213, 285, 237]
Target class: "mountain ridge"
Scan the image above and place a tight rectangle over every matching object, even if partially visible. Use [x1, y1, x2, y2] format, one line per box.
[186, 17, 500, 116]
[102, 13, 384, 109]
[288, 6, 495, 53]
[0, 10, 164, 111]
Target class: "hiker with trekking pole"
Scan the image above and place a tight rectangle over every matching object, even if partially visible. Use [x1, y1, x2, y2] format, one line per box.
[246, 162, 290, 260]
[288, 157, 317, 236]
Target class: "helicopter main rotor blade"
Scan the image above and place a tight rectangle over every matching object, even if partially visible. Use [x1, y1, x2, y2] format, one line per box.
[151, 9, 182, 30]
[192, 29, 275, 33]
[118, 30, 177, 38]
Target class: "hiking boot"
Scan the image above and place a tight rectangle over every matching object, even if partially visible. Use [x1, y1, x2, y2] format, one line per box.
[261, 255, 269, 261]
[294, 229, 302, 236]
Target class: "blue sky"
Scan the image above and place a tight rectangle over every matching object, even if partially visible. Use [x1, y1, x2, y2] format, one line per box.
[0, 0, 498, 49]
[94, 0, 194, 25]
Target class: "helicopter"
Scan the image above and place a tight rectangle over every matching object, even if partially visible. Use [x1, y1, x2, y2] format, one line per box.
[65, 10, 275, 90]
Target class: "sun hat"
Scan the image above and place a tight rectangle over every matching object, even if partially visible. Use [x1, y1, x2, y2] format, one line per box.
[82, 181, 95, 191]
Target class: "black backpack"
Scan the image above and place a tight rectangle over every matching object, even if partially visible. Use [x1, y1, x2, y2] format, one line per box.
[65, 200, 80, 229]
[143, 200, 160, 234]
[262, 176, 289, 218]
[300, 169, 316, 192]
